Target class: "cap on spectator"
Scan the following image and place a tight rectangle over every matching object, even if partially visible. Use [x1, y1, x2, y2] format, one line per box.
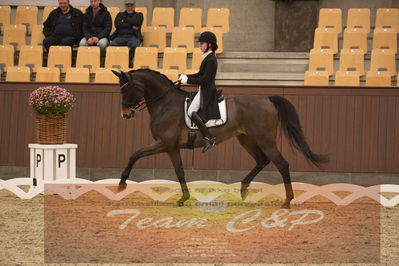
[125, 0, 136, 4]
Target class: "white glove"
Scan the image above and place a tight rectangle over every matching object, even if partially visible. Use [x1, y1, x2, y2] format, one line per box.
[179, 74, 188, 84]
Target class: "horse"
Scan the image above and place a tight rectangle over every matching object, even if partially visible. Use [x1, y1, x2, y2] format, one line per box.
[112, 69, 328, 208]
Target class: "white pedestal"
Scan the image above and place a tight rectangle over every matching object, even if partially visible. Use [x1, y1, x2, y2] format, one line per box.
[29, 144, 78, 184]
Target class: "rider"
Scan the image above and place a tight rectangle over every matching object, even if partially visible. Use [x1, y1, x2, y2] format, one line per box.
[179, 31, 220, 152]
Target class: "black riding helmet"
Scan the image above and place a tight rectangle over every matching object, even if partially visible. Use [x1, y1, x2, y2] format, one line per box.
[198, 31, 218, 52]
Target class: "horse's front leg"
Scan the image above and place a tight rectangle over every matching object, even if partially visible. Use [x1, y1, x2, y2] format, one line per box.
[118, 141, 166, 192]
[167, 149, 190, 206]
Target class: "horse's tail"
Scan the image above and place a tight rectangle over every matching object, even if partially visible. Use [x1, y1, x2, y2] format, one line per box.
[268, 95, 329, 167]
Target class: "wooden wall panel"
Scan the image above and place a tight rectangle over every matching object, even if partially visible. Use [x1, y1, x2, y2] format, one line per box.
[0, 83, 398, 173]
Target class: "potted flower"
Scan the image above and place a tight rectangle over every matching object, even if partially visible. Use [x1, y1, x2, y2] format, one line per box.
[29, 86, 75, 144]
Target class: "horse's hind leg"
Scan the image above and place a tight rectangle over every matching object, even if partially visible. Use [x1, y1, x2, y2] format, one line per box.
[236, 134, 270, 200]
[257, 141, 294, 209]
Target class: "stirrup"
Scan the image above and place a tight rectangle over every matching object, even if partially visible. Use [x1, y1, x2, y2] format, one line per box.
[202, 137, 216, 152]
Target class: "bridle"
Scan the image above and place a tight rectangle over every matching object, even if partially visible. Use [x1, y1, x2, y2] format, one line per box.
[120, 80, 178, 113]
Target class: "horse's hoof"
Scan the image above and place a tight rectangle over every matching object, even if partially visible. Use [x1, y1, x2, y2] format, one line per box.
[241, 188, 249, 201]
[176, 195, 189, 207]
[281, 202, 291, 209]
[117, 182, 127, 192]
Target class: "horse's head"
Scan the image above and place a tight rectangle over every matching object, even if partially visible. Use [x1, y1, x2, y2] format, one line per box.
[112, 70, 145, 119]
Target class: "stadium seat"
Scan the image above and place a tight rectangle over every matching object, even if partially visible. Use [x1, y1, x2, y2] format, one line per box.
[143, 26, 166, 51]
[0, 6, 11, 32]
[135, 7, 148, 32]
[375, 8, 399, 31]
[133, 47, 158, 70]
[152, 8, 174, 33]
[5, 66, 31, 82]
[18, 45, 43, 71]
[65, 67, 90, 83]
[365, 71, 391, 86]
[108, 7, 120, 34]
[2, 24, 26, 50]
[47, 46, 72, 72]
[171, 27, 195, 53]
[318, 8, 342, 34]
[334, 70, 360, 86]
[313, 27, 338, 54]
[206, 8, 230, 34]
[342, 27, 367, 53]
[339, 48, 365, 75]
[186, 48, 202, 74]
[202, 27, 224, 54]
[346, 8, 370, 33]
[162, 47, 187, 74]
[0, 44, 14, 71]
[15, 6, 38, 31]
[35, 67, 60, 82]
[372, 28, 397, 54]
[179, 8, 202, 33]
[105, 46, 129, 70]
[370, 48, 396, 76]
[94, 68, 119, 83]
[76, 46, 100, 73]
[30, 25, 44, 46]
[160, 69, 178, 81]
[304, 70, 329, 86]
[42, 6, 57, 23]
[75, 6, 87, 13]
[308, 48, 334, 76]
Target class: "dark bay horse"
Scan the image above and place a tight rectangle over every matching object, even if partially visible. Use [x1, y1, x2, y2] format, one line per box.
[112, 69, 327, 208]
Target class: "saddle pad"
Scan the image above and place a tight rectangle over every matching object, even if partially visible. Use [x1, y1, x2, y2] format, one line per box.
[184, 98, 227, 129]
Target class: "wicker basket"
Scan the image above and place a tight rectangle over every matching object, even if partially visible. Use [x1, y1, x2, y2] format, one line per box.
[35, 114, 66, 144]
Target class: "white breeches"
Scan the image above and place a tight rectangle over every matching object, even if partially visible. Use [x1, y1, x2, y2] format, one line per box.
[187, 88, 201, 117]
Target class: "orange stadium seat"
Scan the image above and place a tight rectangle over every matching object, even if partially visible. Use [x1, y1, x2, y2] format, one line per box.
[313, 27, 338, 54]
[0, 44, 14, 71]
[65, 68, 90, 83]
[206, 8, 230, 34]
[318, 8, 342, 34]
[133, 47, 158, 70]
[347, 8, 370, 33]
[76, 46, 100, 73]
[18, 45, 43, 71]
[35, 67, 60, 82]
[160, 69, 179, 81]
[108, 7, 120, 34]
[94, 68, 119, 83]
[15, 6, 38, 31]
[75, 6, 87, 13]
[304, 70, 329, 86]
[42, 6, 57, 23]
[105, 46, 129, 70]
[342, 27, 367, 53]
[162, 47, 187, 74]
[0, 6, 11, 32]
[179, 8, 202, 33]
[339, 48, 364, 75]
[171, 27, 195, 53]
[143, 26, 166, 51]
[47, 46, 72, 72]
[152, 8, 174, 33]
[30, 25, 44, 46]
[6, 66, 31, 82]
[366, 71, 391, 86]
[135, 7, 148, 32]
[372, 28, 397, 54]
[375, 8, 399, 31]
[2, 24, 26, 50]
[186, 48, 202, 74]
[370, 48, 396, 76]
[334, 70, 360, 86]
[308, 48, 334, 76]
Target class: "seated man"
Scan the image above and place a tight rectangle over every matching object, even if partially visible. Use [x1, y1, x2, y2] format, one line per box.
[43, 0, 84, 51]
[110, 0, 143, 66]
[79, 0, 112, 53]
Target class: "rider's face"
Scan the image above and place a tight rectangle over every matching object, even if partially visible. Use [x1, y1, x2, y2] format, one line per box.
[199, 42, 211, 53]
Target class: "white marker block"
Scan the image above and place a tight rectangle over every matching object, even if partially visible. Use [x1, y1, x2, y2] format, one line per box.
[29, 144, 78, 182]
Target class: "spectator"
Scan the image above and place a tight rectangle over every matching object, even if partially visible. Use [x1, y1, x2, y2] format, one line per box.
[43, 0, 84, 51]
[79, 0, 112, 53]
[110, 0, 143, 66]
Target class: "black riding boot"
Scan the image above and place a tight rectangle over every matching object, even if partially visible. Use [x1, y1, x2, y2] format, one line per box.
[190, 112, 216, 152]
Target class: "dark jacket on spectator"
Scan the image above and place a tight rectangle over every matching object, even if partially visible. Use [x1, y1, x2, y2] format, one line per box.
[43, 5, 83, 40]
[110, 11, 143, 41]
[82, 3, 112, 40]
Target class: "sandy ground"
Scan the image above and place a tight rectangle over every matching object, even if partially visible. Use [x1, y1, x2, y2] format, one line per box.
[0, 185, 398, 266]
